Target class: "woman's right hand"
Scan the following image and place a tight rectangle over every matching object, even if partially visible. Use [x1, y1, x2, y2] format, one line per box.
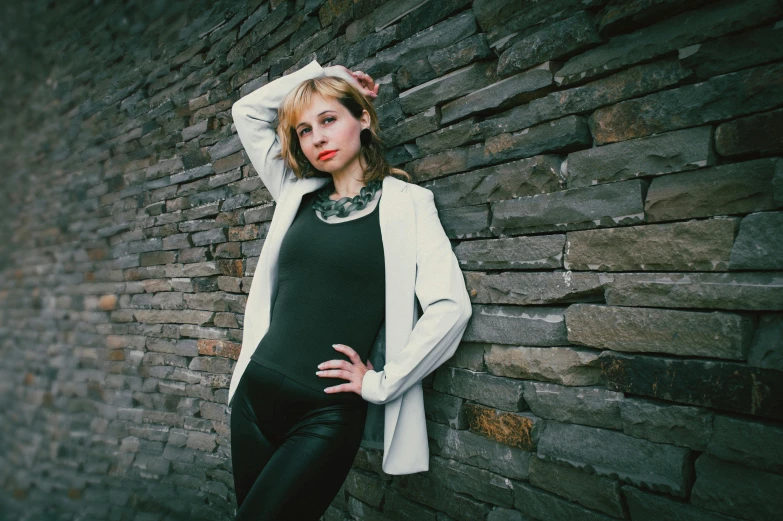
[325, 65, 380, 101]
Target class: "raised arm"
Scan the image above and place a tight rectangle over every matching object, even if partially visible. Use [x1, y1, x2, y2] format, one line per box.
[231, 59, 325, 202]
[360, 188, 473, 405]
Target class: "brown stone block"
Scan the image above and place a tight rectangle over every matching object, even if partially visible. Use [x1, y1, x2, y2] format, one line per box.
[108, 350, 125, 361]
[197, 339, 241, 360]
[216, 258, 243, 277]
[98, 294, 118, 311]
[227, 224, 258, 242]
[87, 248, 108, 261]
[463, 402, 541, 450]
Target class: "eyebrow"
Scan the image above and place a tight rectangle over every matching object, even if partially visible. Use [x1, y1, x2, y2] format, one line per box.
[296, 110, 337, 129]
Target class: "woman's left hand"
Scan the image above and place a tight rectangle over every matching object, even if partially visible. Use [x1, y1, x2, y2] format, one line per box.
[317, 344, 375, 395]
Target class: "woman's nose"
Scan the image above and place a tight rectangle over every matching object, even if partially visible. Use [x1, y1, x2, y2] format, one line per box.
[311, 128, 327, 144]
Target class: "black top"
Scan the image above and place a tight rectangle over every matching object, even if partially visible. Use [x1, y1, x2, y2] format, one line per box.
[250, 189, 386, 402]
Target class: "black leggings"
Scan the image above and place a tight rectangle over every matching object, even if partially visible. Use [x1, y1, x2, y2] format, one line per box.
[230, 361, 368, 520]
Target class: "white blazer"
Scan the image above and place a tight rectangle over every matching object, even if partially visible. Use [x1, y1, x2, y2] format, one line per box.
[228, 59, 473, 475]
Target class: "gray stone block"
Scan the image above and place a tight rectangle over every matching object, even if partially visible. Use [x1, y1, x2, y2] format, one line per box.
[379, 106, 440, 148]
[645, 157, 781, 222]
[715, 107, 783, 157]
[370, 10, 478, 77]
[498, 11, 601, 77]
[357, 489, 431, 519]
[432, 366, 527, 411]
[748, 313, 783, 370]
[564, 218, 740, 271]
[537, 421, 693, 497]
[602, 271, 783, 311]
[407, 144, 474, 180]
[679, 18, 783, 81]
[623, 485, 738, 521]
[391, 470, 493, 521]
[443, 342, 486, 372]
[399, 60, 498, 116]
[477, 115, 593, 167]
[491, 178, 646, 235]
[415, 117, 480, 155]
[600, 351, 783, 421]
[344, 469, 385, 508]
[428, 34, 493, 76]
[566, 125, 715, 189]
[706, 413, 783, 474]
[475, 58, 692, 143]
[190, 356, 233, 375]
[455, 233, 566, 271]
[334, 24, 399, 68]
[590, 61, 783, 144]
[487, 506, 526, 521]
[429, 455, 515, 508]
[466, 271, 603, 305]
[566, 303, 754, 360]
[133, 309, 213, 325]
[485, 345, 602, 386]
[437, 203, 492, 239]
[422, 155, 565, 207]
[619, 397, 714, 451]
[522, 381, 623, 430]
[691, 454, 783, 521]
[729, 211, 783, 270]
[555, 0, 781, 86]
[463, 304, 569, 346]
[441, 63, 554, 124]
[375, 97, 406, 129]
[427, 420, 531, 480]
[423, 388, 469, 430]
[511, 479, 624, 521]
[528, 455, 625, 518]
[472, 0, 528, 35]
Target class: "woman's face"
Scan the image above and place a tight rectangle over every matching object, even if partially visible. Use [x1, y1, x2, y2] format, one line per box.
[295, 94, 370, 176]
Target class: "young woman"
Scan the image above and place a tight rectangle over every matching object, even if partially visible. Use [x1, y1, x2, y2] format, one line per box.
[228, 59, 472, 520]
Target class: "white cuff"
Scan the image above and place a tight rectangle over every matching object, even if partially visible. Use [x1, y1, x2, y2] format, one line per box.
[361, 369, 386, 404]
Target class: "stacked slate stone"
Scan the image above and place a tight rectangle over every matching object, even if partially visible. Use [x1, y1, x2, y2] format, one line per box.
[0, 0, 780, 520]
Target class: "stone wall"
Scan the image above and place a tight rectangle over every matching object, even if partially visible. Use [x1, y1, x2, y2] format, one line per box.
[1, 0, 781, 520]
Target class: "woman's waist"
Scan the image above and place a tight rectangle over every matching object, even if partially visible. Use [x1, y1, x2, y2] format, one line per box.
[258, 324, 380, 355]
[249, 358, 365, 405]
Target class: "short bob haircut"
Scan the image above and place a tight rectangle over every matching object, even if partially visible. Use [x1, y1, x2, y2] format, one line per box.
[275, 75, 412, 184]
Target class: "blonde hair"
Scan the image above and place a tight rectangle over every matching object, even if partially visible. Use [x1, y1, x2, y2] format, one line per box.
[275, 75, 412, 184]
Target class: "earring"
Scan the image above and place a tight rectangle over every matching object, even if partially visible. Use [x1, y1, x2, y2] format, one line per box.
[360, 127, 372, 146]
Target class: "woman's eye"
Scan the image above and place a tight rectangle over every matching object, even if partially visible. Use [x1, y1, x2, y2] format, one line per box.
[299, 117, 336, 136]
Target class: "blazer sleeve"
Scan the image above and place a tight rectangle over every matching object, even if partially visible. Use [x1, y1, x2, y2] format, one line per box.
[231, 59, 325, 202]
[361, 188, 473, 405]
